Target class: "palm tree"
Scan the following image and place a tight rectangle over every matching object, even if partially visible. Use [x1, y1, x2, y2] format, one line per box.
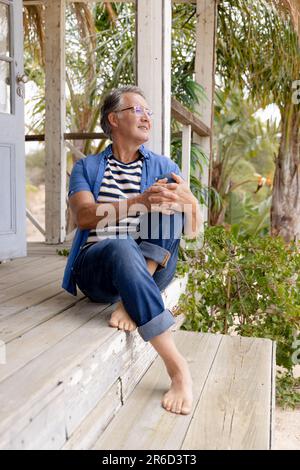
[217, 0, 300, 241]
[210, 87, 279, 227]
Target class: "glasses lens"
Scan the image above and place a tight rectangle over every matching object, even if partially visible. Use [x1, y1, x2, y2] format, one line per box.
[134, 106, 143, 115]
[134, 106, 153, 117]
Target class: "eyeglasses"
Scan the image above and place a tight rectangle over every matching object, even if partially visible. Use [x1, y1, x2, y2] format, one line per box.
[117, 105, 153, 118]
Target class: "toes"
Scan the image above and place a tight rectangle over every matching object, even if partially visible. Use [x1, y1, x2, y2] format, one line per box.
[181, 401, 192, 415]
[171, 401, 179, 414]
[162, 398, 172, 412]
[109, 317, 136, 333]
[175, 400, 183, 414]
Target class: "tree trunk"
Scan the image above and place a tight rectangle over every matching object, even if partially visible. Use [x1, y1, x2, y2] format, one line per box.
[209, 160, 225, 225]
[271, 104, 300, 242]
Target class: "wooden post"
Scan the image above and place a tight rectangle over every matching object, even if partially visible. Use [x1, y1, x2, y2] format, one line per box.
[136, 0, 172, 156]
[182, 124, 191, 187]
[44, 0, 66, 243]
[194, 0, 217, 223]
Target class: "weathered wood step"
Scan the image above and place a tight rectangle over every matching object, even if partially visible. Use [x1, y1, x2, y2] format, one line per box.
[0, 274, 188, 449]
[93, 331, 275, 450]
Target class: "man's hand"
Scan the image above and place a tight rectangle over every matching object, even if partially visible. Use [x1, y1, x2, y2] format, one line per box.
[137, 177, 177, 214]
[147, 173, 197, 213]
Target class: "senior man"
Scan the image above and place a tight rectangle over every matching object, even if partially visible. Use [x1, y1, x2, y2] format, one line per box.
[62, 86, 201, 415]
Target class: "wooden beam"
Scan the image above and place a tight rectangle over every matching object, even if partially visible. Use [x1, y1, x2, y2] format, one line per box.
[44, 0, 66, 244]
[25, 132, 106, 141]
[136, 0, 172, 156]
[194, 0, 217, 223]
[171, 97, 211, 137]
[181, 124, 191, 186]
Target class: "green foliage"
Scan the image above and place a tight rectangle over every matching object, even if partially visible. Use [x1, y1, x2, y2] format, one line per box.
[178, 226, 300, 373]
[56, 248, 70, 257]
[228, 194, 272, 237]
[276, 371, 300, 409]
[210, 86, 279, 228]
[217, 0, 300, 111]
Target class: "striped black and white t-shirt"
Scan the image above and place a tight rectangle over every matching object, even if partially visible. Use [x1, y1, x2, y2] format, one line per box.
[86, 154, 143, 243]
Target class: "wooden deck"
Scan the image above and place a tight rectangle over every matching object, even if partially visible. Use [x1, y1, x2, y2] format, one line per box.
[0, 246, 187, 449]
[94, 332, 275, 450]
[0, 245, 275, 450]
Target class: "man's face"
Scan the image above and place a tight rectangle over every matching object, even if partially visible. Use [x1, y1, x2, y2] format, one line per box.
[110, 93, 152, 144]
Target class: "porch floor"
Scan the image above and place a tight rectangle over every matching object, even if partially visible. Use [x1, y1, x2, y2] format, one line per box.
[0, 244, 187, 449]
[0, 245, 275, 450]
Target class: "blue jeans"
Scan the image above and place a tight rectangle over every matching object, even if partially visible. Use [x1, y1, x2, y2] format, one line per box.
[72, 212, 184, 342]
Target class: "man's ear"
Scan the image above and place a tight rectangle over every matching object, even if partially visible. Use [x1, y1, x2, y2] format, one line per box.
[108, 112, 119, 130]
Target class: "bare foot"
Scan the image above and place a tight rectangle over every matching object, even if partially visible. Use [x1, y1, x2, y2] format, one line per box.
[108, 301, 137, 332]
[162, 359, 193, 415]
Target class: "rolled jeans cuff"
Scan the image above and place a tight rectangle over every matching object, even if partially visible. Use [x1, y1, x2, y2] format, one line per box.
[138, 308, 175, 342]
[139, 241, 171, 270]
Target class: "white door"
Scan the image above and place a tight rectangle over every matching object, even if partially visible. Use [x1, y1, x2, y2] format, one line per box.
[0, 0, 26, 260]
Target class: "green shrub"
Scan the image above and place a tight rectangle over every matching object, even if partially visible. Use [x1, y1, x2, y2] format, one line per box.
[177, 226, 300, 406]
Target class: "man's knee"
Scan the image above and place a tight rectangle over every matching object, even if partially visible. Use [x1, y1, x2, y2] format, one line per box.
[105, 237, 141, 264]
[139, 212, 184, 241]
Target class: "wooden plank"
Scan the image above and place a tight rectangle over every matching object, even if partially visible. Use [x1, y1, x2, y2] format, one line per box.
[93, 331, 222, 450]
[162, 273, 188, 312]
[0, 256, 45, 278]
[26, 208, 45, 237]
[0, 275, 187, 445]
[64, 312, 186, 450]
[0, 256, 65, 290]
[0, 309, 115, 435]
[0, 298, 107, 384]
[0, 266, 65, 303]
[44, 0, 66, 243]
[0, 290, 84, 344]
[27, 242, 71, 256]
[171, 98, 211, 137]
[62, 381, 122, 450]
[270, 341, 276, 449]
[181, 124, 191, 186]
[120, 303, 184, 398]
[182, 335, 274, 450]
[0, 385, 66, 450]
[194, 0, 217, 223]
[120, 342, 157, 403]
[0, 279, 66, 319]
[64, 323, 134, 436]
[136, 0, 172, 156]
[63, 277, 188, 437]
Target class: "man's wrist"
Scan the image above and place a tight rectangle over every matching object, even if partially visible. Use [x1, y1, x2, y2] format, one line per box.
[183, 194, 198, 212]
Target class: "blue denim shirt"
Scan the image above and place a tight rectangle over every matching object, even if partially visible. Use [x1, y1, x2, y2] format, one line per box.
[62, 144, 182, 295]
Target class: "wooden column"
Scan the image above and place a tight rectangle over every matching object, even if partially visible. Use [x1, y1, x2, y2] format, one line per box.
[194, 0, 217, 222]
[182, 124, 191, 186]
[45, 0, 66, 243]
[136, 0, 172, 156]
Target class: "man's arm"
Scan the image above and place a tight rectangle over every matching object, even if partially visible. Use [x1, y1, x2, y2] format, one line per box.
[69, 177, 174, 231]
[69, 191, 142, 230]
